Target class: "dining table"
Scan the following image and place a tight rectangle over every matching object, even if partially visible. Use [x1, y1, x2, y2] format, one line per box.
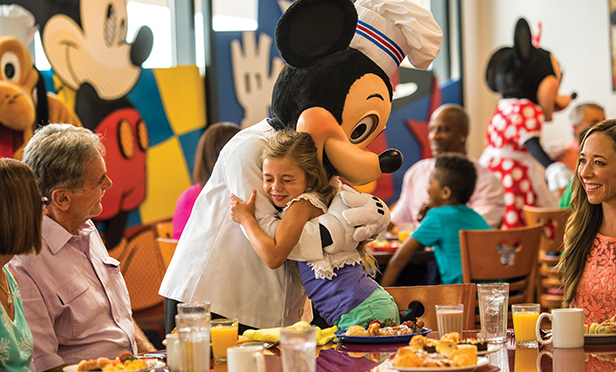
[153, 329, 616, 371]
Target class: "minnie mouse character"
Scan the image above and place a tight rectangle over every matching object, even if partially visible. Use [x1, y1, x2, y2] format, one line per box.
[480, 18, 575, 229]
[159, 0, 442, 330]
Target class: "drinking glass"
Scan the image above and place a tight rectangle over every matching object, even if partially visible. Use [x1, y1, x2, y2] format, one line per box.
[175, 313, 210, 372]
[210, 318, 239, 362]
[280, 325, 317, 372]
[512, 303, 540, 347]
[177, 301, 211, 315]
[477, 282, 509, 343]
[435, 304, 464, 339]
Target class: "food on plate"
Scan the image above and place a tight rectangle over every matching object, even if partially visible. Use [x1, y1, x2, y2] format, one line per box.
[440, 332, 461, 343]
[586, 314, 616, 334]
[344, 319, 424, 337]
[76, 352, 147, 371]
[458, 338, 488, 352]
[346, 325, 369, 336]
[435, 340, 457, 356]
[408, 334, 486, 354]
[392, 346, 478, 368]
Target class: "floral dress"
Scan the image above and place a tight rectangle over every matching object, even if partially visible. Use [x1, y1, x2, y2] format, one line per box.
[573, 233, 616, 325]
[479, 98, 558, 229]
[0, 266, 33, 371]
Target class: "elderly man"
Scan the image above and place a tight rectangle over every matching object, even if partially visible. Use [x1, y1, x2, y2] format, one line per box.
[9, 124, 155, 372]
[390, 104, 505, 229]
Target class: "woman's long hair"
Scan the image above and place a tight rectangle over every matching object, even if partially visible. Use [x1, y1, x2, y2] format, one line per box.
[560, 119, 616, 307]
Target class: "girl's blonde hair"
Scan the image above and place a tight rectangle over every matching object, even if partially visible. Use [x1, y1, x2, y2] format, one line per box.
[262, 131, 378, 276]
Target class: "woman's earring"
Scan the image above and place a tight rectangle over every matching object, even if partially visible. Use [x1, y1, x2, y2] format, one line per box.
[460, 137, 466, 142]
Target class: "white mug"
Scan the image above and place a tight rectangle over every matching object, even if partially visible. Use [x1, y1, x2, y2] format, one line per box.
[165, 333, 180, 372]
[227, 345, 266, 372]
[537, 348, 585, 372]
[535, 308, 584, 348]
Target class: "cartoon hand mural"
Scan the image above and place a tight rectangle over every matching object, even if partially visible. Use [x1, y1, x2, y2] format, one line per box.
[231, 32, 283, 128]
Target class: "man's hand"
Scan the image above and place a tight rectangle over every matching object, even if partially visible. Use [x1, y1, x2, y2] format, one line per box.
[318, 186, 390, 253]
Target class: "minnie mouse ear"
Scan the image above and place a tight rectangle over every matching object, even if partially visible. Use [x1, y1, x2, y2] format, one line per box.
[275, 0, 357, 68]
[513, 18, 533, 62]
[485, 47, 510, 92]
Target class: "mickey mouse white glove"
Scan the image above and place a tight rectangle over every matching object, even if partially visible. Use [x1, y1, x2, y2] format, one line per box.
[318, 185, 390, 254]
[545, 162, 574, 192]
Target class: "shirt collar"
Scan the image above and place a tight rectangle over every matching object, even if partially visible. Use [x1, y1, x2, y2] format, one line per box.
[42, 216, 97, 255]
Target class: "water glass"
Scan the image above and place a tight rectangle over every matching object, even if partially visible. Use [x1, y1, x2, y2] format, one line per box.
[512, 303, 540, 347]
[177, 301, 211, 315]
[176, 313, 211, 372]
[165, 333, 180, 372]
[477, 282, 509, 343]
[280, 325, 317, 372]
[435, 304, 464, 339]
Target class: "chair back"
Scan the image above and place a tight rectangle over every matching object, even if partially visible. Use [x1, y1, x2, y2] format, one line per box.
[155, 220, 174, 239]
[384, 284, 476, 331]
[156, 237, 178, 272]
[459, 225, 542, 308]
[522, 206, 572, 312]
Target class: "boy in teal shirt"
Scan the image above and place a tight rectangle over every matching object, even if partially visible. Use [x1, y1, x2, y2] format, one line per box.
[381, 153, 491, 285]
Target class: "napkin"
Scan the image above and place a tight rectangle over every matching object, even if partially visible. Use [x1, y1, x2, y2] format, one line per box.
[242, 321, 337, 346]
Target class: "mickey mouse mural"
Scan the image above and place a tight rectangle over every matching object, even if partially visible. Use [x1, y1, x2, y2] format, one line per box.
[159, 0, 442, 329]
[6, 0, 154, 248]
[479, 18, 575, 229]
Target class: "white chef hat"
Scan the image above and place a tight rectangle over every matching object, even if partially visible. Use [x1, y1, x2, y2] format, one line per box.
[0, 4, 37, 46]
[350, 0, 443, 78]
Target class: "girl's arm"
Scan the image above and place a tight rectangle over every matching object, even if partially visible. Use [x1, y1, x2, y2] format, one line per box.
[230, 190, 324, 268]
[379, 237, 424, 287]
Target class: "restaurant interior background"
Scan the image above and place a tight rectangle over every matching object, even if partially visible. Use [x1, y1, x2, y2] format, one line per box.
[6, 0, 616, 331]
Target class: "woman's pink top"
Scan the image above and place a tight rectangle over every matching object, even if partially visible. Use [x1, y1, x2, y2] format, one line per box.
[573, 233, 616, 325]
[172, 184, 203, 239]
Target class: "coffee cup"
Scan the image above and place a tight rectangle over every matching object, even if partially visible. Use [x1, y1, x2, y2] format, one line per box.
[227, 345, 266, 372]
[537, 347, 585, 372]
[535, 308, 584, 348]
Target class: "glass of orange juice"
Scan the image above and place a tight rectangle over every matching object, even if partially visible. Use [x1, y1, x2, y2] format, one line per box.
[397, 223, 414, 243]
[512, 304, 540, 347]
[211, 318, 239, 362]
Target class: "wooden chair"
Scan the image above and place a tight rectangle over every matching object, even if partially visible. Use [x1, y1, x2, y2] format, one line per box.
[384, 284, 476, 331]
[459, 225, 542, 327]
[522, 206, 572, 312]
[155, 220, 174, 239]
[156, 237, 178, 272]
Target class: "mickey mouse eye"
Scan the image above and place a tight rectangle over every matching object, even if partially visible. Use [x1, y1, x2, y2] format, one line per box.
[105, 4, 117, 47]
[0, 52, 20, 83]
[349, 115, 377, 144]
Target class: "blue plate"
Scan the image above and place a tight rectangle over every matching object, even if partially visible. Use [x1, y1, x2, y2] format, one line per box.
[335, 327, 432, 344]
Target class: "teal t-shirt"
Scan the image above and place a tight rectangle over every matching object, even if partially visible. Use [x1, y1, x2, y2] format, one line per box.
[0, 266, 33, 371]
[411, 205, 491, 284]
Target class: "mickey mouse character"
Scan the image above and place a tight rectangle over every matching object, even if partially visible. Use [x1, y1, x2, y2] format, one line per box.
[159, 0, 442, 330]
[8, 0, 153, 248]
[479, 18, 575, 229]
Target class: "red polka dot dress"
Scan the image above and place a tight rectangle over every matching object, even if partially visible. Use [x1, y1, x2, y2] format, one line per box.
[479, 99, 558, 229]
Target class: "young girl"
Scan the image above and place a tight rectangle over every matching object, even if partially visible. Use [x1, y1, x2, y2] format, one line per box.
[230, 130, 399, 329]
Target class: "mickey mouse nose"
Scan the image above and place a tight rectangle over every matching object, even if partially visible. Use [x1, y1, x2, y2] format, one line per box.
[379, 149, 403, 173]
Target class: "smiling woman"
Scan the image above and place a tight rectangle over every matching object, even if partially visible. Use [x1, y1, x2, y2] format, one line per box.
[560, 119, 616, 326]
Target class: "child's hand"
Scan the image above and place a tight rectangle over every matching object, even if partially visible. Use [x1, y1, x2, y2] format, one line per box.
[230, 190, 257, 224]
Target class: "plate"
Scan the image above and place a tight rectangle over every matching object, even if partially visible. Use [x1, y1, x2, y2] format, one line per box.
[335, 328, 432, 344]
[367, 241, 400, 251]
[384, 356, 489, 371]
[63, 359, 166, 372]
[585, 333, 616, 345]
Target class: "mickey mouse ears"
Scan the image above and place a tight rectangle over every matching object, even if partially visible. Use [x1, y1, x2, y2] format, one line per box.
[276, 0, 442, 77]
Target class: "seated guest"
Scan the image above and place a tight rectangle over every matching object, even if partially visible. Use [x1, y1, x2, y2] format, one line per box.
[390, 104, 504, 230]
[560, 119, 616, 324]
[172, 122, 240, 239]
[9, 124, 155, 372]
[545, 102, 605, 172]
[380, 153, 491, 286]
[0, 159, 44, 371]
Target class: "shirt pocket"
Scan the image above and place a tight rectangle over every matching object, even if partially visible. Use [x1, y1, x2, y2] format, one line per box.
[55, 276, 90, 337]
[101, 256, 132, 312]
